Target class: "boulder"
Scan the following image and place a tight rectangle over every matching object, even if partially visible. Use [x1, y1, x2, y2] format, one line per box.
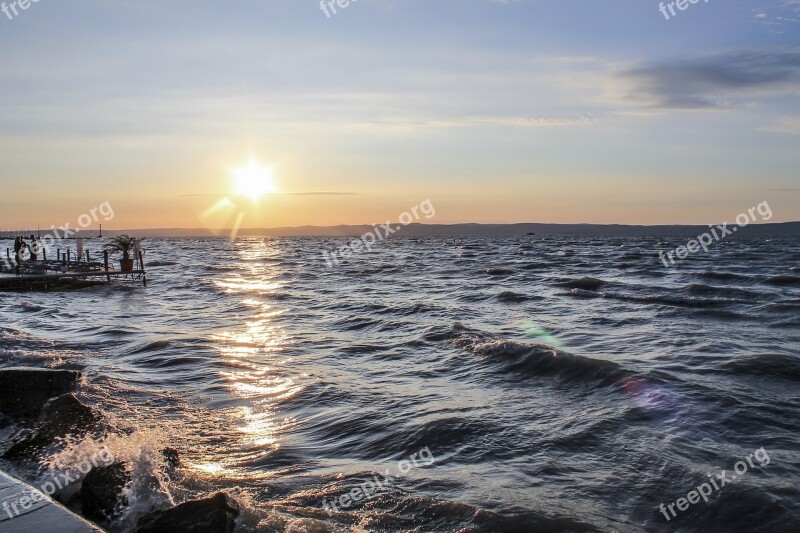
[80, 462, 131, 522]
[162, 447, 180, 470]
[38, 393, 100, 439]
[2, 394, 99, 459]
[137, 492, 240, 533]
[0, 368, 80, 417]
[0, 428, 37, 460]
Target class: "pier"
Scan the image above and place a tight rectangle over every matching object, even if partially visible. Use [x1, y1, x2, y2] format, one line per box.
[0, 244, 146, 291]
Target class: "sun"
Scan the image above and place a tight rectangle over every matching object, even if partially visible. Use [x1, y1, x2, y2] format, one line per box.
[232, 159, 276, 200]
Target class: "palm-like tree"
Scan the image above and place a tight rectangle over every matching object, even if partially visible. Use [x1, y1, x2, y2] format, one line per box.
[104, 235, 140, 261]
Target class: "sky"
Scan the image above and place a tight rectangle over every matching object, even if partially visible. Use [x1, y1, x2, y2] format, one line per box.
[0, 0, 799, 231]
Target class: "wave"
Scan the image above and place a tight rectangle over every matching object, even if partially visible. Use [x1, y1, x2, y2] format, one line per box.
[682, 283, 761, 301]
[567, 289, 747, 309]
[444, 324, 626, 386]
[690, 308, 747, 320]
[496, 291, 531, 303]
[330, 316, 381, 331]
[485, 268, 515, 276]
[96, 327, 140, 337]
[765, 275, 800, 286]
[700, 271, 753, 282]
[520, 262, 551, 270]
[557, 277, 606, 291]
[20, 301, 46, 312]
[203, 265, 237, 272]
[719, 353, 800, 382]
[759, 301, 800, 313]
[372, 302, 437, 316]
[130, 340, 173, 354]
[389, 497, 600, 532]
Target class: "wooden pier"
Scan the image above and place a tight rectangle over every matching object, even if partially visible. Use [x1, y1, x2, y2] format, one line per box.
[0, 251, 146, 291]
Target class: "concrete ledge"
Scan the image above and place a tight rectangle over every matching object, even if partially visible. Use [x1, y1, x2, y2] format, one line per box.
[0, 470, 101, 533]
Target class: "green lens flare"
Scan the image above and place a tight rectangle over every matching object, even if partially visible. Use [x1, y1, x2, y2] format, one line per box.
[519, 319, 565, 350]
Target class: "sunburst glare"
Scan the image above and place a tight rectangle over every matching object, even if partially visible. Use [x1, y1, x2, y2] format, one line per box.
[232, 159, 276, 200]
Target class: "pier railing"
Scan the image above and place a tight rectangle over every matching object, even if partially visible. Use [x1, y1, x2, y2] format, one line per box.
[0, 242, 147, 289]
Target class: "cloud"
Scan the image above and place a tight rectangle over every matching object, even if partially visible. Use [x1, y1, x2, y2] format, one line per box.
[180, 192, 358, 197]
[618, 48, 800, 109]
[753, 0, 800, 29]
[339, 115, 599, 130]
[758, 116, 800, 135]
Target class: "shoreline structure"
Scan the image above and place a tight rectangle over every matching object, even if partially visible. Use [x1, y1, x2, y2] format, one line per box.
[0, 469, 101, 533]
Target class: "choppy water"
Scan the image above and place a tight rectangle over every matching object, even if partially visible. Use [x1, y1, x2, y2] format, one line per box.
[1, 235, 799, 532]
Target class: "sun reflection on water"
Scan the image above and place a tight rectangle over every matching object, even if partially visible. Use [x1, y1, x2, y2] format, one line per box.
[193, 239, 302, 480]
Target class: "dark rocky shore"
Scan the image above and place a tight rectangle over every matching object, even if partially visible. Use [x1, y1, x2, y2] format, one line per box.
[0, 368, 240, 532]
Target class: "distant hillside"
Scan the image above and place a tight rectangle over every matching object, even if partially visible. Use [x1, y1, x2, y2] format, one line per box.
[78, 221, 800, 238]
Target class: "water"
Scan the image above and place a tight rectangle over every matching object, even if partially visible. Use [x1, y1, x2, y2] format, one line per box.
[1, 235, 799, 532]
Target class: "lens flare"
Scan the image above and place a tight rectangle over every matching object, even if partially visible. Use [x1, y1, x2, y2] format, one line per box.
[518, 318, 566, 350]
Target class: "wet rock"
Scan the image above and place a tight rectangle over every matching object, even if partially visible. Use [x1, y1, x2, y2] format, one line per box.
[162, 448, 180, 469]
[0, 368, 80, 417]
[2, 394, 99, 459]
[80, 462, 131, 522]
[0, 427, 37, 459]
[38, 393, 100, 439]
[137, 492, 240, 533]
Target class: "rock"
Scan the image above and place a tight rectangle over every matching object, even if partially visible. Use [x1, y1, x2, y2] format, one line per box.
[38, 393, 100, 439]
[2, 394, 99, 460]
[162, 448, 180, 469]
[0, 368, 80, 417]
[137, 492, 240, 533]
[1, 427, 37, 459]
[80, 462, 130, 522]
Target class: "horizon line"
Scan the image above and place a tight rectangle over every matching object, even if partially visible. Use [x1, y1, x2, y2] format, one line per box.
[5, 220, 793, 233]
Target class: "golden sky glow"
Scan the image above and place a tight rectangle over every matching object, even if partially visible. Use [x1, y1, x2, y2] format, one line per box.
[0, 2, 798, 230]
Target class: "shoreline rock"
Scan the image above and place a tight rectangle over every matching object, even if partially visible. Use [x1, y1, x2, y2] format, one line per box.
[0, 368, 80, 417]
[0, 368, 238, 533]
[3, 393, 100, 459]
[136, 492, 240, 533]
[80, 462, 131, 523]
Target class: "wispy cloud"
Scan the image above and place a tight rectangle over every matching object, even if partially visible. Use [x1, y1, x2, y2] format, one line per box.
[329, 115, 599, 130]
[752, 0, 800, 30]
[758, 116, 800, 135]
[180, 192, 358, 197]
[618, 48, 800, 109]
